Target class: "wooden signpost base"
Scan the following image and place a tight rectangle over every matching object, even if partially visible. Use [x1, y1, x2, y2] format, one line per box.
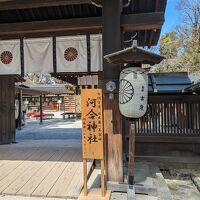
[78, 189, 111, 200]
[78, 159, 111, 200]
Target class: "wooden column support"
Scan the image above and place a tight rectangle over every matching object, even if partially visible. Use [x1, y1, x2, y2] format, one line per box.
[128, 122, 136, 185]
[18, 89, 22, 130]
[101, 159, 105, 197]
[0, 76, 15, 144]
[83, 159, 88, 196]
[40, 95, 43, 125]
[82, 159, 106, 198]
[102, 0, 123, 182]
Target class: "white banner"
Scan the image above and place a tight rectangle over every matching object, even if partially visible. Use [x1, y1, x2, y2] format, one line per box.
[24, 38, 53, 74]
[56, 36, 87, 72]
[0, 40, 21, 75]
[90, 34, 103, 72]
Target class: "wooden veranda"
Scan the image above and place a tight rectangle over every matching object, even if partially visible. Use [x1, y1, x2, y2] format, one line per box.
[0, 142, 93, 199]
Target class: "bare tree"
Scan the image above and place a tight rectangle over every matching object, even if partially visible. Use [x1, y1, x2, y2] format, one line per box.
[154, 0, 200, 75]
[177, 0, 200, 47]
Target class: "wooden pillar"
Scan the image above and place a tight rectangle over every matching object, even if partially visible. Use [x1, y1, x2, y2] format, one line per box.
[40, 95, 43, 125]
[102, 0, 123, 182]
[0, 75, 15, 144]
[128, 123, 136, 185]
[10, 77, 16, 143]
[18, 89, 22, 130]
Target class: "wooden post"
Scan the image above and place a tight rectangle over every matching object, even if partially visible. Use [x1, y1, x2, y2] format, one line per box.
[83, 159, 88, 196]
[63, 96, 66, 120]
[40, 95, 43, 125]
[102, 0, 123, 182]
[75, 94, 77, 119]
[18, 89, 22, 130]
[101, 159, 105, 197]
[128, 122, 136, 185]
[0, 76, 15, 144]
[128, 122, 136, 200]
[10, 76, 16, 143]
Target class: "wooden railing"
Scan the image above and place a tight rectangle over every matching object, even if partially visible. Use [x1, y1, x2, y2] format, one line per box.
[135, 95, 200, 136]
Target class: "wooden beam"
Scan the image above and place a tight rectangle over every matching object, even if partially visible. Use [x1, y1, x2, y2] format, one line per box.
[0, 0, 91, 10]
[0, 12, 164, 37]
[102, 0, 123, 182]
[121, 12, 164, 31]
[0, 17, 102, 36]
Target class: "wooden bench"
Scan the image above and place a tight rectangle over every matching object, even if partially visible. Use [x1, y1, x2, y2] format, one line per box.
[61, 112, 76, 119]
[32, 113, 54, 119]
[76, 113, 82, 119]
[44, 113, 54, 119]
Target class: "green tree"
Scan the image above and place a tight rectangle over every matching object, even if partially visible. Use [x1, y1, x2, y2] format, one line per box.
[159, 31, 180, 59]
[154, 31, 183, 73]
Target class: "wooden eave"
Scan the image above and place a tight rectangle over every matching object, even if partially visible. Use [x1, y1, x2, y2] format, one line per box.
[15, 86, 49, 95]
[15, 83, 75, 95]
[0, 0, 91, 10]
[104, 45, 165, 65]
[0, 12, 164, 37]
[0, 0, 167, 47]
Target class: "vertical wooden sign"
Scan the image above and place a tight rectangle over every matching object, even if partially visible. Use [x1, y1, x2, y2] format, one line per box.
[80, 89, 106, 198]
[81, 89, 104, 160]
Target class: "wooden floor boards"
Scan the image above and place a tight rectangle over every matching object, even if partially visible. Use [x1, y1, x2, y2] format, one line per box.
[0, 145, 93, 199]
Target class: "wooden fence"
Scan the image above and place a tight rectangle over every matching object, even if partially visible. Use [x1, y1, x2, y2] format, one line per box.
[124, 94, 200, 159]
[135, 95, 200, 136]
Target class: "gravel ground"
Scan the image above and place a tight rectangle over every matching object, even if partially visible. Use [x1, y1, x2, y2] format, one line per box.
[16, 117, 82, 141]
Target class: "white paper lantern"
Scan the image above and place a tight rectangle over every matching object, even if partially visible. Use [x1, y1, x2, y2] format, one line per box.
[119, 67, 148, 118]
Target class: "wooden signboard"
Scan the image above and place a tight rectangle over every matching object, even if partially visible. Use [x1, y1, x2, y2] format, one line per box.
[81, 89, 104, 160]
[80, 88, 108, 199]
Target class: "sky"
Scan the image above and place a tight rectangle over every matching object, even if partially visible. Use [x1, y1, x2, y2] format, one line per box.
[161, 0, 181, 36]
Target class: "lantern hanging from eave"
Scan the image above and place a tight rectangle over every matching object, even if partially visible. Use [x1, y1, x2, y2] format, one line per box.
[119, 67, 148, 118]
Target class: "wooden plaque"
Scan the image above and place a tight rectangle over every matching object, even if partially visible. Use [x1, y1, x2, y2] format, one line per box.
[81, 89, 104, 159]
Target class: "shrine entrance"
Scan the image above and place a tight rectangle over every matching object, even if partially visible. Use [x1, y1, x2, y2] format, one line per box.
[0, 31, 102, 199]
[0, 0, 168, 199]
[0, 76, 96, 199]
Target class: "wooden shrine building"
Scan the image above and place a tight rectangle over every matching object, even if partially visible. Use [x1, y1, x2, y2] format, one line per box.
[0, 0, 168, 183]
